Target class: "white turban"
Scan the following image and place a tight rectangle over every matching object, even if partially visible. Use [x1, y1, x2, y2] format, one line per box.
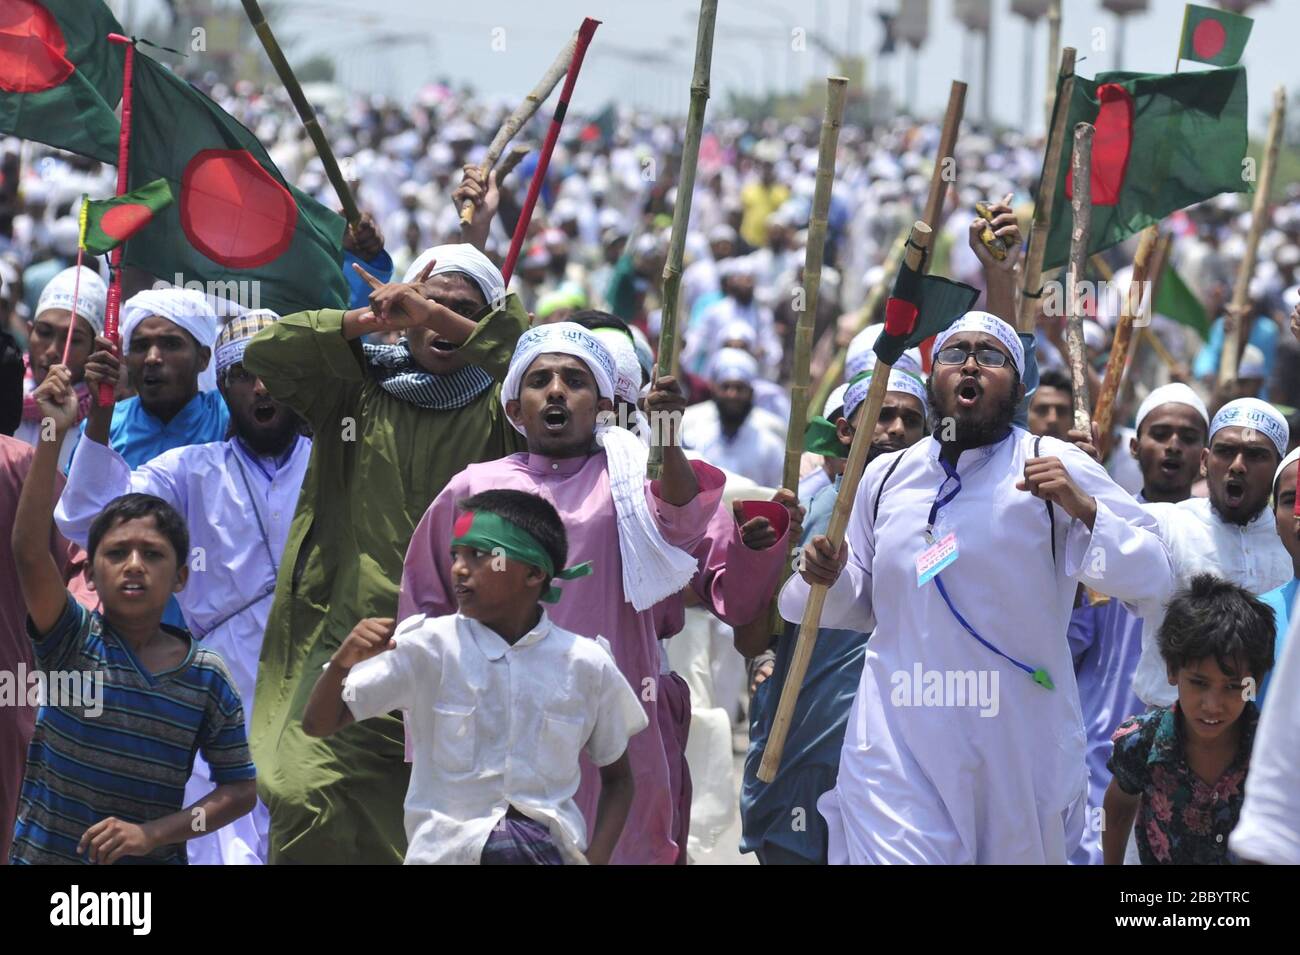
[719, 319, 757, 348]
[36, 266, 107, 336]
[590, 327, 643, 408]
[823, 382, 850, 420]
[122, 288, 221, 393]
[1274, 446, 1300, 496]
[710, 347, 759, 386]
[932, 310, 1024, 375]
[402, 243, 506, 308]
[1210, 398, 1289, 459]
[846, 323, 922, 379]
[501, 322, 616, 433]
[844, 368, 928, 422]
[1134, 383, 1209, 434]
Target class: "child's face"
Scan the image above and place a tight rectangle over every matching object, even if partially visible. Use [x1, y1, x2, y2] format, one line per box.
[450, 545, 544, 625]
[89, 516, 187, 622]
[1168, 656, 1254, 743]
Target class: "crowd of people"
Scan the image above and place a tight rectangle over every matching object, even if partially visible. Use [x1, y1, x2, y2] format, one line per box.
[1, 76, 1298, 865]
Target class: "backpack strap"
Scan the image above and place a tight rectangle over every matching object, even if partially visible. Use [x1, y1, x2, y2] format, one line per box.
[872, 449, 908, 523]
[1035, 435, 1058, 568]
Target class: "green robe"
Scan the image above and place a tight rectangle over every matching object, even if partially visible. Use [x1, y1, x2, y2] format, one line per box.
[242, 299, 527, 864]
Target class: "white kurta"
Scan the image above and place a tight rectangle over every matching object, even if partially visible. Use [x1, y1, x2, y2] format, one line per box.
[683, 297, 783, 379]
[54, 433, 311, 865]
[681, 402, 786, 489]
[1130, 497, 1293, 707]
[778, 429, 1174, 864]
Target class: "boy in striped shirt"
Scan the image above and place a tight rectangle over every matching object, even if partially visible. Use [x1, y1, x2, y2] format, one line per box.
[9, 363, 256, 864]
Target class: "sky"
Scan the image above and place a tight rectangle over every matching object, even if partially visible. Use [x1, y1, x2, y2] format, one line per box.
[123, 1, 1292, 136]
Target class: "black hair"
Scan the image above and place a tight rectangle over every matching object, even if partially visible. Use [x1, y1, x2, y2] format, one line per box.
[569, 309, 632, 338]
[458, 489, 568, 587]
[1035, 369, 1073, 397]
[0, 328, 22, 436]
[87, 493, 190, 565]
[1157, 573, 1275, 683]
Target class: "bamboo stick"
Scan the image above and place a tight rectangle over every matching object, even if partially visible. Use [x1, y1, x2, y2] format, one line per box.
[1018, 46, 1076, 334]
[1065, 122, 1095, 434]
[1044, 0, 1062, 133]
[240, 0, 360, 227]
[1093, 228, 1161, 439]
[1219, 86, 1286, 386]
[757, 221, 933, 784]
[921, 82, 967, 242]
[646, 0, 717, 480]
[460, 34, 579, 226]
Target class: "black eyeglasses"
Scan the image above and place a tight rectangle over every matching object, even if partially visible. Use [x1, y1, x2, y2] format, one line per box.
[934, 345, 1009, 368]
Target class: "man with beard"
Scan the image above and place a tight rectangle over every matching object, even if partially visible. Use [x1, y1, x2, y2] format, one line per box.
[681, 348, 785, 488]
[1027, 369, 1073, 441]
[782, 311, 1173, 864]
[1066, 383, 1208, 864]
[683, 257, 783, 379]
[1130, 398, 1293, 711]
[53, 311, 307, 865]
[742, 366, 927, 864]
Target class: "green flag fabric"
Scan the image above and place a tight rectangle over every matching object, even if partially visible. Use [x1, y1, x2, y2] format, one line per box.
[1043, 66, 1250, 272]
[80, 179, 173, 255]
[122, 53, 347, 315]
[1154, 259, 1209, 338]
[873, 248, 979, 368]
[0, 0, 125, 164]
[1179, 4, 1252, 67]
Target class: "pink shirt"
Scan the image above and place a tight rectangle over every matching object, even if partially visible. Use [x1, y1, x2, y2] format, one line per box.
[399, 450, 725, 864]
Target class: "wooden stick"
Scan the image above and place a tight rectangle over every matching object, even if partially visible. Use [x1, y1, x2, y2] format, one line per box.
[647, 0, 717, 480]
[1018, 46, 1076, 334]
[1065, 122, 1095, 434]
[1045, 0, 1062, 133]
[1092, 227, 1159, 440]
[922, 82, 967, 243]
[757, 221, 933, 784]
[496, 144, 531, 182]
[1219, 86, 1286, 386]
[240, 0, 360, 227]
[460, 34, 579, 226]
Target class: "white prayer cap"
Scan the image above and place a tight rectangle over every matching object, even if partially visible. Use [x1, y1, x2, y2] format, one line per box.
[846, 323, 922, 379]
[843, 368, 928, 423]
[590, 327, 642, 407]
[823, 382, 850, 420]
[719, 319, 757, 348]
[402, 243, 505, 307]
[1238, 343, 1267, 380]
[1274, 446, 1300, 496]
[629, 325, 654, 381]
[933, 310, 1025, 375]
[1134, 383, 1209, 434]
[1082, 319, 1107, 352]
[710, 347, 759, 386]
[708, 224, 737, 244]
[36, 266, 107, 336]
[501, 322, 617, 434]
[214, 309, 279, 376]
[1210, 397, 1289, 459]
[122, 288, 221, 392]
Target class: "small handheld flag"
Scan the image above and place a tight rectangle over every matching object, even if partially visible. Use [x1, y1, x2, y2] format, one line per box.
[79, 179, 173, 255]
[1179, 4, 1252, 68]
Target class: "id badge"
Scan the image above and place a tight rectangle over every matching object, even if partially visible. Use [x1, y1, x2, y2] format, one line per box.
[915, 532, 959, 587]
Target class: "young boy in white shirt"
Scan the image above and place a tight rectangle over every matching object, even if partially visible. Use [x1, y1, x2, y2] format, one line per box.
[303, 489, 647, 864]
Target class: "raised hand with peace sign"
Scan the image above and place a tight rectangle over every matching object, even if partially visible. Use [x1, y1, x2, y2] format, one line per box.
[341, 258, 483, 356]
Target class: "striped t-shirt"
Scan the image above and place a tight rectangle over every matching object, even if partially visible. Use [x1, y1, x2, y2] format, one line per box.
[10, 595, 255, 865]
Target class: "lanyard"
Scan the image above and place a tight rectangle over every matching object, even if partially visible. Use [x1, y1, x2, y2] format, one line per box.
[925, 453, 1054, 691]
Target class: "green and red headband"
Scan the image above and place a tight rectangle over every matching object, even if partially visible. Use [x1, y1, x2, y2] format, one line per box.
[452, 509, 592, 604]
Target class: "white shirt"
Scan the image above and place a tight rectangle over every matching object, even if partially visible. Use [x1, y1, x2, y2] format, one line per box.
[683, 297, 783, 379]
[778, 429, 1173, 864]
[681, 401, 786, 489]
[1230, 593, 1300, 864]
[1131, 497, 1294, 707]
[345, 611, 648, 865]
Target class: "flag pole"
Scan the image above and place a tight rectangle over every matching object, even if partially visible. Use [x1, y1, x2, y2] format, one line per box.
[460, 32, 580, 227]
[60, 197, 90, 366]
[1219, 86, 1285, 387]
[1092, 228, 1161, 440]
[500, 18, 601, 286]
[646, 0, 717, 480]
[918, 81, 967, 370]
[758, 221, 933, 784]
[99, 34, 137, 409]
[1018, 46, 1077, 335]
[769, 76, 848, 634]
[239, 0, 361, 227]
[1065, 122, 1095, 434]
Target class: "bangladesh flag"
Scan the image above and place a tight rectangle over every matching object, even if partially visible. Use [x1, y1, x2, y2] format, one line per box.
[1043, 66, 1249, 271]
[123, 52, 347, 315]
[80, 179, 173, 255]
[1179, 4, 1252, 67]
[0, 0, 125, 163]
[873, 247, 978, 368]
[1153, 258, 1209, 338]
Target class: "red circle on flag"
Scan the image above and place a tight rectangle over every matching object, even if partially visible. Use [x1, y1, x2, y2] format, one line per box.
[0, 0, 75, 93]
[100, 203, 153, 241]
[180, 149, 297, 269]
[1192, 19, 1227, 60]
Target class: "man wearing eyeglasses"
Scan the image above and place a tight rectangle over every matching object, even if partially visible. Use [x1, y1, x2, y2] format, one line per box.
[779, 302, 1175, 865]
[51, 311, 308, 867]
